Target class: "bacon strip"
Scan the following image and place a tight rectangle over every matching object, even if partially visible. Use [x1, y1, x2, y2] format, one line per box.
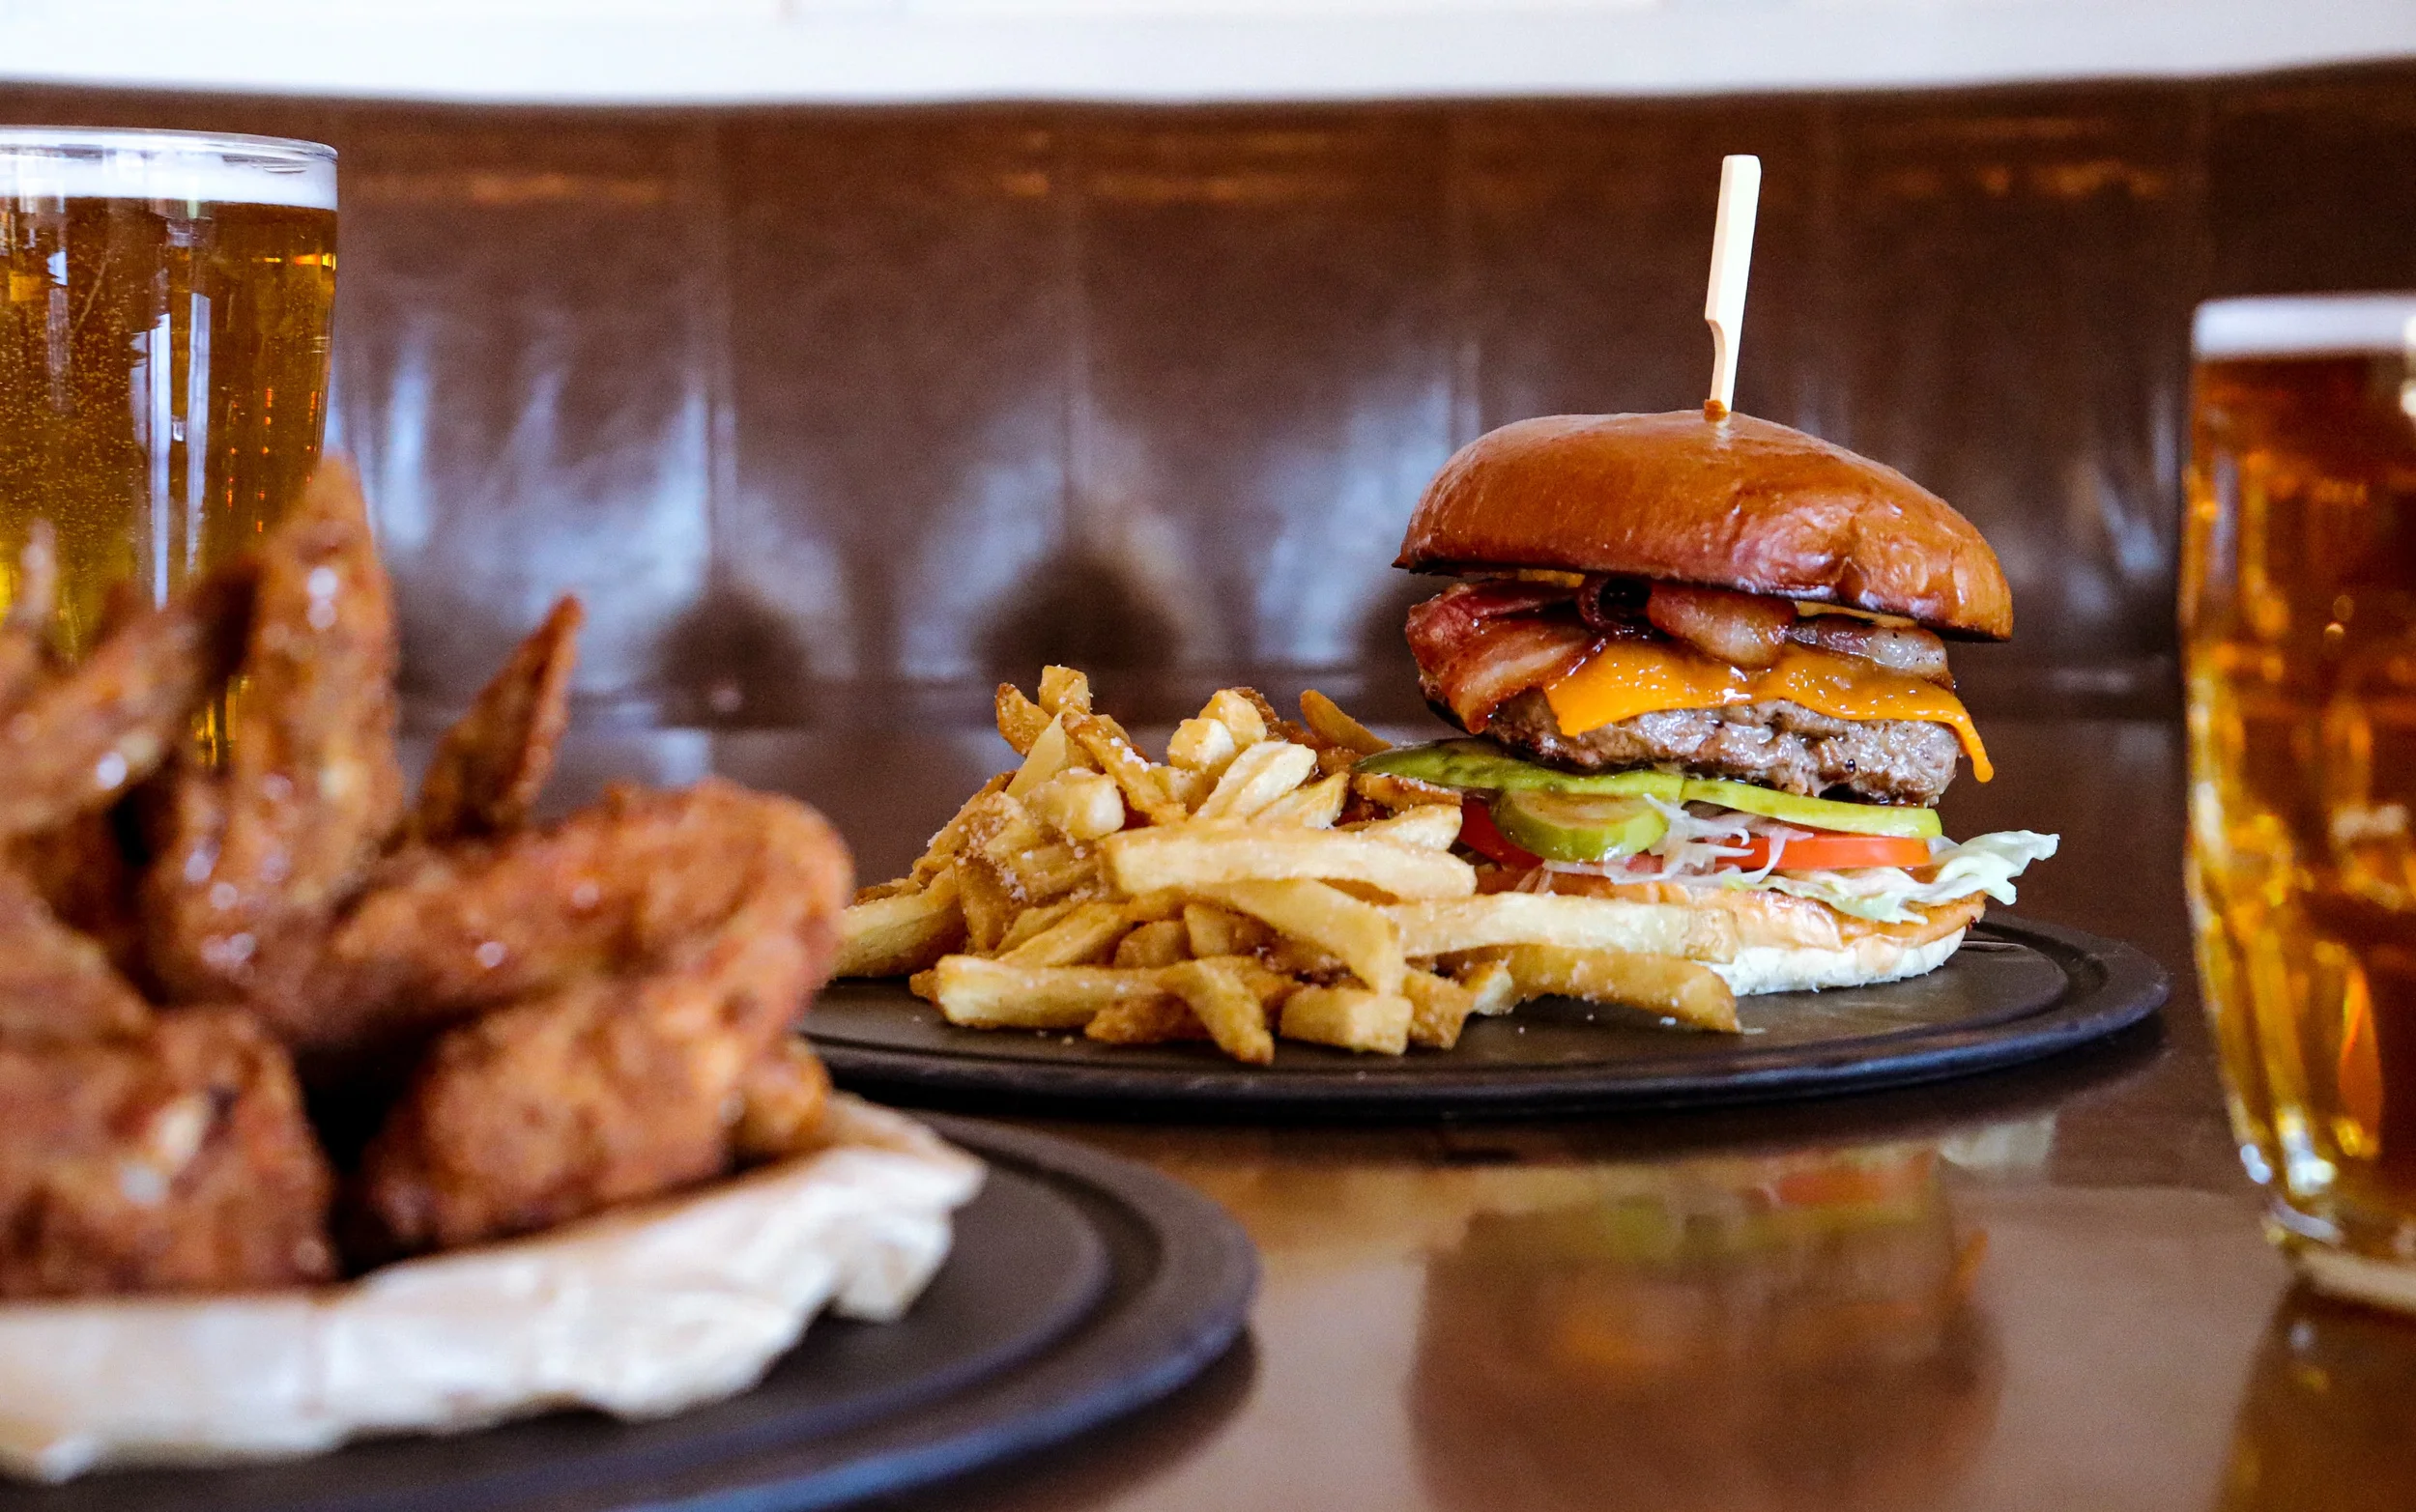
[1405, 583, 1598, 731]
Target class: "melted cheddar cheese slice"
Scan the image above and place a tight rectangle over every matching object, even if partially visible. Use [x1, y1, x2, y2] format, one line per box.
[1542, 643, 1994, 783]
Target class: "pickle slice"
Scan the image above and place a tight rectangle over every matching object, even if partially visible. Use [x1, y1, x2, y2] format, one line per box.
[1357, 740, 1683, 798]
[1489, 789, 1670, 863]
[1678, 779, 1942, 839]
[1354, 742, 1940, 840]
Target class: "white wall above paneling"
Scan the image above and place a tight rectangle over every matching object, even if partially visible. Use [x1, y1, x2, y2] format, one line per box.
[0, 0, 2409, 102]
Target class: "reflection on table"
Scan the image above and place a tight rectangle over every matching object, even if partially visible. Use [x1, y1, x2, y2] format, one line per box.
[1413, 1146, 1999, 1512]
[2221, 1288, 2416, 1512]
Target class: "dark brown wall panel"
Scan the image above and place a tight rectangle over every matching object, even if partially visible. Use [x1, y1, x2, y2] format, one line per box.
[719, 112, 1067, 722]
[1821, 87, 2201, 703]
[332, 118, 725, 715]
[1060, 110, 1455, 713]
[2209, 72, 2416, 297]
[5, 62, 2413, 727]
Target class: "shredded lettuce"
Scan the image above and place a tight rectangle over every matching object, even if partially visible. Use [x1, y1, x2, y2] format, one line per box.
[1751, 830, 2061, 923]
[1522, 799, 2059, 926]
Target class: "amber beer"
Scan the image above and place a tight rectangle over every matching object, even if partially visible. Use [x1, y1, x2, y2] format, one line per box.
[0, 129, 335, 656]
[2186, 294, 2416, 1311]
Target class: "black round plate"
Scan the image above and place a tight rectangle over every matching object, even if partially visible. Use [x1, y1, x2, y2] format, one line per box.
[1, 1119, 1256, 1512]
[808, 916, 2168, 1116]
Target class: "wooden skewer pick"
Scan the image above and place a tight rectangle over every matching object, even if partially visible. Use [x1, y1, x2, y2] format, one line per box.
[1703, 154, 1762, 420]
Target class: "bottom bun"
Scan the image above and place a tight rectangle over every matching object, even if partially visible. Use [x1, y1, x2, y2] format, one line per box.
[1710, 929, 1967, 996]
[1531, 870, 1988, 996]
[0, 1094, 983, 1484]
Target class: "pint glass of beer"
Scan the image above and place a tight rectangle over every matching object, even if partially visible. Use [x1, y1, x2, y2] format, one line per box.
[0, 128, 335, 656]
[2186, 293, 2416, 1311]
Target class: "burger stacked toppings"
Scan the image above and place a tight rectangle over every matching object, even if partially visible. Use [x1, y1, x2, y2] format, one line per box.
[1364, 408, 2055, 965]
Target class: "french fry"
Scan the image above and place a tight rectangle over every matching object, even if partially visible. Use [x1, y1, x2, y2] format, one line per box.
[1122, 890, 1190, 924]
[1163, 957, 1276, 1064]
[1190, 741, 1319, 823]
[1401, 967, 1479, 1050]
[1390, 893, 1723, 960]
[1299, 689, 1389, 756]
[972, 794, 1048, 870]
[956, 859, 1022, 953]
[1027, 768, 1127, 842]
[1255, 770, 1349, 828]
[1239, 688, 1310, 748]
[1005, 715, 1079, 799]
[1264, 935, 1348, 979]
[834, 870, 966, 978]
[908, 773, 1012, 884]
[996, 898, 1079, 955]
[1037, 665, 1093, 718]
[1200, 955, 1302, 1011]
[1202, 689, 1266, 748]
[995, 684, 1050, 755]
[1001, 899, 1131, 965]
[1352, 770, 1461, 812]
[872, 670, 1749, 1064]
[1193, 879, 1404, 996]
[1455, 957, 1518, 1016]
[1069, 713, 1189, 826]
[1156, 764, 1213, 811]
[1486, 943, 1739, 1034]
[1280, 985, 1411, 1055]
[1181, 901, 1269, 959]
[1105, 826, 1477, 899]
[934, 957, 1165, 1030]
[1113, 918, 1192, 968]
[1085, 992, 1207, 1044]
[1003, 842, 1098, 902]
[1167, 716, 1241, 778]
[1347, 804, 1462, 850]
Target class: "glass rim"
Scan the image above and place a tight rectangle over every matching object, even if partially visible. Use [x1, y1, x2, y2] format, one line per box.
[2194, 292, 2416, 360]
[0, 126, 334, 162]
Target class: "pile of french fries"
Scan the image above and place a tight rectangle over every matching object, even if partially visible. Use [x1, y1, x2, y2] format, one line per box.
[833, 668, 1742, 1062]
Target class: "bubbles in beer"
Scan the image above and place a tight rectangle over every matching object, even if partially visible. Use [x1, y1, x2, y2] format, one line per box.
[2186, 295, 2416, 1282]
[1, 133, 336, 657]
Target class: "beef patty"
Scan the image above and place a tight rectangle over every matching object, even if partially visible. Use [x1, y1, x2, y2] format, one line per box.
[1481, 689, 1961, 806]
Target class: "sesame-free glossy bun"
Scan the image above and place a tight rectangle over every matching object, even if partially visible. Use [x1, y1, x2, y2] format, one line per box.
[1395, 410, 2013, 640]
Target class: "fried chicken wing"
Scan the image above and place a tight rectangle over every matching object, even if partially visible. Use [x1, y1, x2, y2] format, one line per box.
[732, 1038, 833, 1163]
[143, 462, 405, 1006]
[0, 869, 150, 1044]
[0, 568, 254, 842]
[357, 802, 850, 1252]
[278, 779, 850, 1064]
[0, 1008, 335, 1298]
[409, 595, 582, 846]
[9, 808, 144, 982]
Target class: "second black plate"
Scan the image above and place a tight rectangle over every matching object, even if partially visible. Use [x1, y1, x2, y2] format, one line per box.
[809, 915, 2167, 1116]
[4, 1118, 1256, 1512]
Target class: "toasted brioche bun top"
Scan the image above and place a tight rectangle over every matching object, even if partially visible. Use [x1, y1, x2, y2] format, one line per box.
[1395, 410, 2013, 640]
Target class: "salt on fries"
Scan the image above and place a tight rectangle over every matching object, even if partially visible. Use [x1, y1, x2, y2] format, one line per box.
[836, 668, 1740, 1061]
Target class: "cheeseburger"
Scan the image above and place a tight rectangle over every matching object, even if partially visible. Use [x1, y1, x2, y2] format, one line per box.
[1362, 408, 2056, 994]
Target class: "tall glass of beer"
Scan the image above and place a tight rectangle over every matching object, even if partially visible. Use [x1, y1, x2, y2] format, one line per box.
[0, 128, 336, 658]
[2187, 293, 2416, 1311]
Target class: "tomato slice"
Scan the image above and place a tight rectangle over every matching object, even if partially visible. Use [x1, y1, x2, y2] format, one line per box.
[1733, 831, 1934, 871]
[1458, 796, 1544, 869]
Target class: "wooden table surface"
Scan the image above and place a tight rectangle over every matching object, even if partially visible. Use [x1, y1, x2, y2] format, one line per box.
[561, 713, 2416, 1512]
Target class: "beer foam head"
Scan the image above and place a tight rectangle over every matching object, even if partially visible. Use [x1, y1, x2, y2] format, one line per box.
[2195, 294, 2416, 360]
[0, 128, 334, 211]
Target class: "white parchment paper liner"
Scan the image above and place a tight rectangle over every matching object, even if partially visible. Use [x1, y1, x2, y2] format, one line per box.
[0, 1094, 984, 1483]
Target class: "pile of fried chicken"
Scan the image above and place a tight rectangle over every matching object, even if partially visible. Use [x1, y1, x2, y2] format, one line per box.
[0, 465, 851, 1298]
